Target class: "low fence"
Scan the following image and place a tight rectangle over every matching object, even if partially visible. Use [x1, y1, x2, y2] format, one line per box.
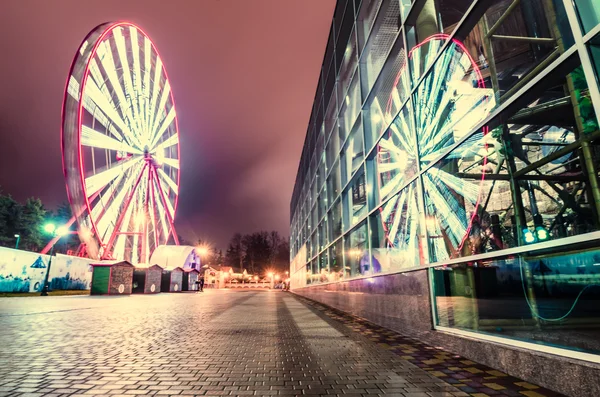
[224, 282, 271, 289]
[0, 247, 95, 293]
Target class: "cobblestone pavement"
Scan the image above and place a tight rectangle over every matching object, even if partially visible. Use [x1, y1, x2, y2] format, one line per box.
[0, 291, 561, 397]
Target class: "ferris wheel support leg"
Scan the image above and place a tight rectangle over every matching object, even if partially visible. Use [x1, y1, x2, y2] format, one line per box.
[152, 167, 179, 245]
[102, 163, 149, 259]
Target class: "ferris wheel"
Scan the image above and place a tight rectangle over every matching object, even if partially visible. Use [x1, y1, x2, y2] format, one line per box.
[375, 34, 495, 263]
[62, 22, 180, 263]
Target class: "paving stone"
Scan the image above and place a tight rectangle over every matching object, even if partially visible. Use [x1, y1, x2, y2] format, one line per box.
[0, 291, 563, 397]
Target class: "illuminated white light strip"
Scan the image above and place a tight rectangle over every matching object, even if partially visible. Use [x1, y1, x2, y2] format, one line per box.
[113, 196, 136, 260]
[379, 171, 405, 200]
[148, 57, 163, 139]
[96, 41, 131, 130]
[90, 172, 125, 221]
[81, 125, 141, 154]
[161, 157, 179, 169]
[387, 189, 407, 244]
[151, 80, 171, 138]
[85, 156, 142, 194]
[157, 168, 179, 195]
[153, 133, 179, 152]
[95, 167, 136, 241]
[143, 36, 152, 135]
[84, 75, 131, 139]
[150, 107, 176, 148]
[114, 27, 143, 140]
[153, 178, 170, 241]
[130, 26, 146, 147]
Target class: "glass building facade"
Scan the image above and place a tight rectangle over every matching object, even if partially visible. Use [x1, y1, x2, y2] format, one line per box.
[290, 0, 600, 362]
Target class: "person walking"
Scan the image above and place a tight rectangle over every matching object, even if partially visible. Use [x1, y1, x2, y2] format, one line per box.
[199, 277, 205, 292]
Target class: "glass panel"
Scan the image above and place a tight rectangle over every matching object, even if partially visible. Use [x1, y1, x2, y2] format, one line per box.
[365, 39, 409, 152]
[329, 240, 344, 282]
[318, 250, 330, 283]
[339, 74, 362, 143]
[342, 122, 364, 185]
[338, 27, 359, 107]
[356, 0, 384, 52]
[324, 86, 338, 140]
[375, 103, 418, 205]
[574, 0, 600, 34]
[329, 199, 343, 241]
[311, 232, 318, 259]
[360, 0, 401, 92]
[370, 180, 423, 273]
[347, 172, 368, 226]
[590, 34, 600, 83]
[319, 218, 329, 252]
[424, 55, 600, 263]
[307, 259, 318, 285]
[344, 221, 369, 277]
[318, 185, 328, 221]
[414, 37, 496, 169]
[432, 244, 600, 355]
[326, 128, 340, 170]
[327, 162, 342, 204]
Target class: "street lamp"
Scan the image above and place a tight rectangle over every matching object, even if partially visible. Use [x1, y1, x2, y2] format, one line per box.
[14, 234, 20, 249]
[41, 223, 67, 296]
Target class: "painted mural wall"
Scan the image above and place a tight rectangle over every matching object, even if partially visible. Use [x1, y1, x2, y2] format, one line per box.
[0, 247, 95, 293]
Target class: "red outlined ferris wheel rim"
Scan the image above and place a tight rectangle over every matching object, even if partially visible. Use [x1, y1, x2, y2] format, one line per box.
[62, 21, 180, 255]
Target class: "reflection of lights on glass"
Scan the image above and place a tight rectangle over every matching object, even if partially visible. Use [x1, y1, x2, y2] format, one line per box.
[523, 228, 536, 244]
[536, 226, 549, 241]
[44, 223, 56, 234]
[372, 113, 381, 123]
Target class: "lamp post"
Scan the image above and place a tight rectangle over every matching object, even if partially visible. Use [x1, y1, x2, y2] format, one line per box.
[41, 223, 67, 296]
[14, 234, 20, 249]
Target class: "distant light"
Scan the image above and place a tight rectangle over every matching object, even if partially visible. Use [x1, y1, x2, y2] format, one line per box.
[345, 95, 350, 105]
[372, 113, 381, 123]
[274, 275, 280, 280]
[523, 228, 536, 244]
[536, 226, 549, 242]
[44, 223, 56, 234]
[14, 234, 20, 238]
[56, 226, 69, 236]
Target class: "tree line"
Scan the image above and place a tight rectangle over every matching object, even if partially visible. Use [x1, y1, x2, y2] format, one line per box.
[0, 190, 78, 253]
[219, 231, 289, 276]
[0, 189, 290, 275]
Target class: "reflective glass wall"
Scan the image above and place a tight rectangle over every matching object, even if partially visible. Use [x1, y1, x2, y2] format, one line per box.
[290, 0, 600, 358]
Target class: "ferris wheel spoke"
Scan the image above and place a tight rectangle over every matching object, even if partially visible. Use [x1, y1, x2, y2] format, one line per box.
[95, 41, 134, 134]
[114, 27, 144, 140]
[84, 79, 136, 145]
[129, 26, 147, 143]
[153, 168, 176, 222]
[148, 57, 163, 136]
[151, 81, 171, 135]
[153, 133, 179, 153]
[161, 157, 179, 169]
[81, 125, 142, 154]
[157, 168, 179, 196]
[150, 107, 176, 149]
[94, 168, 137, 241]
[151, 175, 170, 242]
[143, 37, 152, 131]
[85, 155, 142, 194]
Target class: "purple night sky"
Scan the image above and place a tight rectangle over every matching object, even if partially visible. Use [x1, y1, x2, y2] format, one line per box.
[0, 0, 335, 249]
